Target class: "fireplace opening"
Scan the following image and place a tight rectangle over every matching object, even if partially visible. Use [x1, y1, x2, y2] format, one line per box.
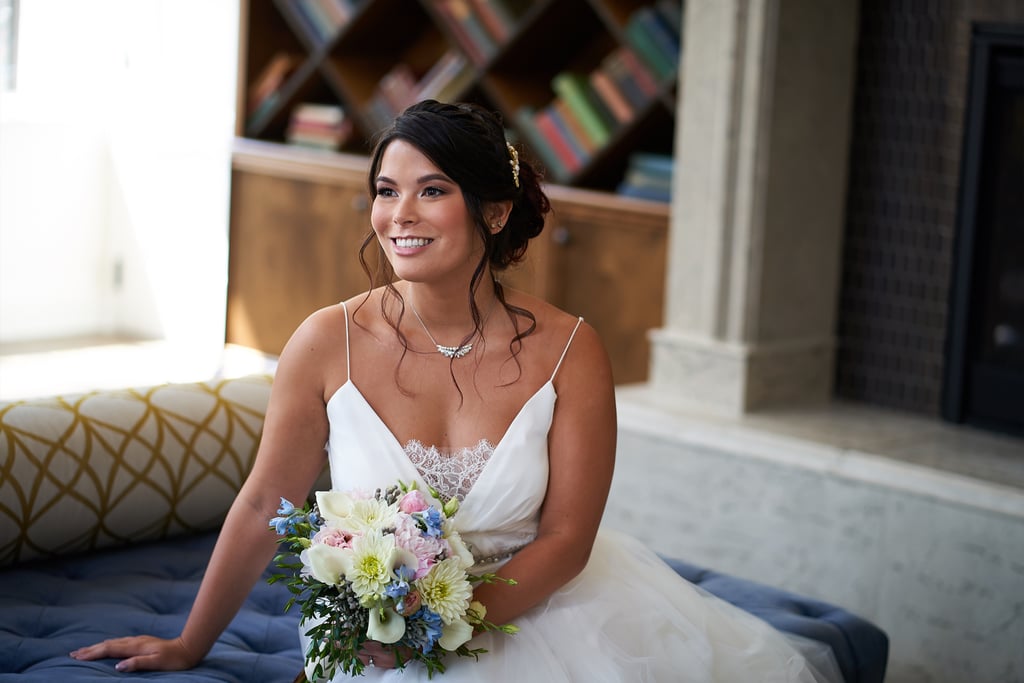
[943, 23, 1024, 436]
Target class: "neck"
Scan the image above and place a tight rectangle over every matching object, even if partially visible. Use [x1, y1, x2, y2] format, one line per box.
[402, 281, 498, 331]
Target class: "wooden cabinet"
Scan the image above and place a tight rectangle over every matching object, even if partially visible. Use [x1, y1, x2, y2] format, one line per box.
[226, 141, 667, 383]
[226, 141, 374, 354]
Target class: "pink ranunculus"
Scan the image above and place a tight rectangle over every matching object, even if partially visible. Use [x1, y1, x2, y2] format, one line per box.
[394, 515, 446, 579]
[398, 489, 430, 514]
[314, 526, 356, 549]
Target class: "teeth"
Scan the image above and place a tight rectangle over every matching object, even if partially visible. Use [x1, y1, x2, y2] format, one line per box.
[394, 237, 433, 248]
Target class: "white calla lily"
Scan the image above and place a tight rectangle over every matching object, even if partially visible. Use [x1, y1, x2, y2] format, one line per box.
[304, 543, 352, 586]
[444, 528, 475, 569]
[316, 490, 356, 523]
[438, 617, 475, 651]
[367, 606, 406, 644]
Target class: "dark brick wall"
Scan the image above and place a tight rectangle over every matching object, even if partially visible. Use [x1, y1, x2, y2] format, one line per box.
[835, 0, 1024, 414]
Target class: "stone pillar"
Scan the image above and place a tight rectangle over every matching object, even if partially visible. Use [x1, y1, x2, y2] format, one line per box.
[648, 0, 860, 414]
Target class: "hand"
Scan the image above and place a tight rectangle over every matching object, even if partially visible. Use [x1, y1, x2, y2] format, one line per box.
[358, 641, 411, 670]
[69, 635, 200, 672]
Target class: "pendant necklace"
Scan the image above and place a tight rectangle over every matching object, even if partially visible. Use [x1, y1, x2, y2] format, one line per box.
[408, 298, 495, 359]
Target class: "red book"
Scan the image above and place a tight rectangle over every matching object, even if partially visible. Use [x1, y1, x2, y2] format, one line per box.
[619, 47, 660, 98]
[534, 105, 583, 173]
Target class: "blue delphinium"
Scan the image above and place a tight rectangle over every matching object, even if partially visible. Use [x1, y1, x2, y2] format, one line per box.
[402, 607, 443, 654]
[416, 507, 444, 538]
[269, 497, 320, 537]
[384, 565, 416, 601]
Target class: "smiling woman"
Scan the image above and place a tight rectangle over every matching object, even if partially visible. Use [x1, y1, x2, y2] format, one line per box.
[70, 100, 844, 682]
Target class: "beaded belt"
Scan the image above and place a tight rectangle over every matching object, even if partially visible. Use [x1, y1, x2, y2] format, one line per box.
[471, 542, 528, 567]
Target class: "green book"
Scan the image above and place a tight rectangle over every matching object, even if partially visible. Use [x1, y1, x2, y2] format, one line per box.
[551, 72, 613, 148]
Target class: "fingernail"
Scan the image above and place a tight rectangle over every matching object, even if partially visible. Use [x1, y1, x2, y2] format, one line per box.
[115, 662, 126, 671]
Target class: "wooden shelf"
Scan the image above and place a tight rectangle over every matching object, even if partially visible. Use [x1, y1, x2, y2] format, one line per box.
[236, 0, 682, 191]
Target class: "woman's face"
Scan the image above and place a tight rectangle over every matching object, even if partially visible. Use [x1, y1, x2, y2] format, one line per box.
[370, 139, 484, 287]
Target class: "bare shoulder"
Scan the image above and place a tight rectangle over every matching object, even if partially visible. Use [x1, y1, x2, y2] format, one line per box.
[274, 300, 355, 396]
[506, 289, 613, 389]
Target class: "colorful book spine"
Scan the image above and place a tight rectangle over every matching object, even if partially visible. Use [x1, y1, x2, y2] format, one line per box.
[589, 68, 634, 125]
[437, 0, 496, 65]
[469, 0, 512, 43]
[514, 107, 568, 182]
[551, 72, 612, 147]
[617, 46, 661, 100]
[624, 8, 678, 81]
[535, 105, 583, 173]
[553, 98, 595, 160]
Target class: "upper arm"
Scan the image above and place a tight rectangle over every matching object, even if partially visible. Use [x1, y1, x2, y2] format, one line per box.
[239, 307, 343, 511]
[536, 321, 617, 564]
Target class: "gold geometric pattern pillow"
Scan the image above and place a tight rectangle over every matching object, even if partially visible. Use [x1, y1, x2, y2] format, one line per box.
[0, 374, 272, 567]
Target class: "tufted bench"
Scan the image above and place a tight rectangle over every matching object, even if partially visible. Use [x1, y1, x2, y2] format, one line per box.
[0, 375, 887, 681]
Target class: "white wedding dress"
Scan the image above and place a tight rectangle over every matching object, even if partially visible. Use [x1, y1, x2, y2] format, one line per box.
[304, 305, 841, 682]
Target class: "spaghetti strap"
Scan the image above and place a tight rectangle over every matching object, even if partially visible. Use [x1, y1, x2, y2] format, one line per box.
[550, 317, 584, 382]
[340, 301, 350, 380]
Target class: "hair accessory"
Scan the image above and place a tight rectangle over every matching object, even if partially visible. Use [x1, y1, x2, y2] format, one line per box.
[506, 142, 520, 188]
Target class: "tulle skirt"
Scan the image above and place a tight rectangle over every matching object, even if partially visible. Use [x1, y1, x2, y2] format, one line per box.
[304, 529, 841, 682]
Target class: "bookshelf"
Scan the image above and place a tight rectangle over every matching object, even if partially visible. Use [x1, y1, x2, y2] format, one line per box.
[228, 0, 680, 382]
[238, 0, 682, 190]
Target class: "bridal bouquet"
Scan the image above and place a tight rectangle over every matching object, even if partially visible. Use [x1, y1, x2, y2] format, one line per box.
[269, 482, 518, 680]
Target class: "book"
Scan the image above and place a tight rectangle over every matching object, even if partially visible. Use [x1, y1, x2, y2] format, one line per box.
[376, 62, 418, 114]
[553, 98, 595, 159]
[535, 104, 584, 173]
[469, 0, 512, 43]
[616, 46, 660, 99]
[551, 72, 613, 148]
[415, 50, 467, 101]
[514, 107, 568, 182]
[625, 8, 678, 81]
[601, 48, 652, 111]
[589, 68, 634, 125]
[286, 103, 352, 150]
[654, 0, 684, 36]
[246, 51, 299, 114]
[617, 152, 674, 202]
[436, 0, 496, 65]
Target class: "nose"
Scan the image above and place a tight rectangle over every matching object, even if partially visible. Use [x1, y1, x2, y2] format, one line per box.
[392, 196, 416, 227]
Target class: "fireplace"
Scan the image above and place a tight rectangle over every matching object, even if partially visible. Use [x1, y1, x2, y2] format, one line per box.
[943, 23, 1024, 435]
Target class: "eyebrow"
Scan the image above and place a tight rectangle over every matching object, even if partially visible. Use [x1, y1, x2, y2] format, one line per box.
[375, 173, 454, 185]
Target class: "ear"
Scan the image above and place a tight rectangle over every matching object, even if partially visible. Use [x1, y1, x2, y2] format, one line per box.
[485, 201, 513, 234]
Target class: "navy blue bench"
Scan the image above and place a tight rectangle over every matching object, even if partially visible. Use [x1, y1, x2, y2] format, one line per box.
[0, 531, 886, 682]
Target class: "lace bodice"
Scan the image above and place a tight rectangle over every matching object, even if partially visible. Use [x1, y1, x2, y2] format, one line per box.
[403, 439, 495, 503]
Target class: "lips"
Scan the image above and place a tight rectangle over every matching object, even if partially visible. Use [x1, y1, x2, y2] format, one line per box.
[393, 237, 434, 248]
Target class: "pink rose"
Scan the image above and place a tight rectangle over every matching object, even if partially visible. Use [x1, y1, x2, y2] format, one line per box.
[399, 489, 430, 514]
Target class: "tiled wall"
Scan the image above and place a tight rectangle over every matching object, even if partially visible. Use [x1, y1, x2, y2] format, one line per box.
[836, 1, 1024, 414]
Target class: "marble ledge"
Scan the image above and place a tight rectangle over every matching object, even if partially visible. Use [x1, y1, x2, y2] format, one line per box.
[614, 384, 1024, 521]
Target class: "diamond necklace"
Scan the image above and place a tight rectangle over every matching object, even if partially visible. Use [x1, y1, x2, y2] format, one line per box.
[408, 299, 494, 359]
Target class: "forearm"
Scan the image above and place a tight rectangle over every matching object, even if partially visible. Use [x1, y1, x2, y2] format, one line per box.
[177, 490, 282, 661]
[470, 531, 592, 628]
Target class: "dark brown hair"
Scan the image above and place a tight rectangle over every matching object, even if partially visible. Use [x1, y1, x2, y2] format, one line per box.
[358, 100, 552, 393]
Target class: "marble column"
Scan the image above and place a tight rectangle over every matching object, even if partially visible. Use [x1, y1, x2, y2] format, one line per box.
[649, 0, 860, 414]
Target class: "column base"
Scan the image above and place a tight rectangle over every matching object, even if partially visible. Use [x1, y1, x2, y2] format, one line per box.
[647, 328, 835, 415]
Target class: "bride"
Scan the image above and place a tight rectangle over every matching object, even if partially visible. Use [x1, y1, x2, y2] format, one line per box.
[72, 100, 839, 681]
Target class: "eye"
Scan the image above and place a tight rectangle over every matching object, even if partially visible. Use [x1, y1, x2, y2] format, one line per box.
[376, 186, 397, 198]
[422, 186, 446, 198]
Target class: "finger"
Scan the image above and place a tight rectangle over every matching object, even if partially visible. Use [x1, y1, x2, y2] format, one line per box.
[70, 637, 152, 661]
[114, 653, 160, 673]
